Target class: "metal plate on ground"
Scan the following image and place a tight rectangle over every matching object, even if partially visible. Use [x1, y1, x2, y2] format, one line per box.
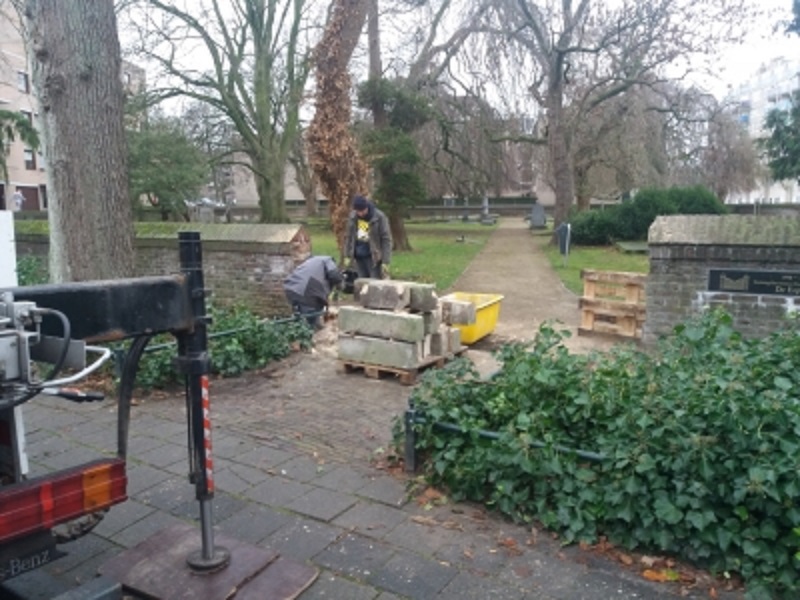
[99, 522, 304, 600]
[234, 556, 318, 600]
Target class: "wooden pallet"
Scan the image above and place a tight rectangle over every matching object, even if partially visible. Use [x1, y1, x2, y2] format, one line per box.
[579, 269, 646, 340]
[339, 348, 467, 385]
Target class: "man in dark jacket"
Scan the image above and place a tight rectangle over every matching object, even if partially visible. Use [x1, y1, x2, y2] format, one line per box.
[283, 255, 343, 329]
[344, 195, 392, 279]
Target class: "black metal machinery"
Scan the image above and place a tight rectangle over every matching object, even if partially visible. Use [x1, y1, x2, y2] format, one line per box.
[0, 232, 229, 591]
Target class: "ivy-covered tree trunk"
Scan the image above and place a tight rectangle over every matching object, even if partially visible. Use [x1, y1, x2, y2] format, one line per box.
[307, 0, 370, 256]
[26, 0, 134, 282]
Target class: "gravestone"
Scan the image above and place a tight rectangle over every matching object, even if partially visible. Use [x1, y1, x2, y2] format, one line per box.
[529, 203, 547, 229]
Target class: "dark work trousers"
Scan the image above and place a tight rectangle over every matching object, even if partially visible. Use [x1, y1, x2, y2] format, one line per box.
[355, 256, 383, 279]
[292, 303, 324, 330]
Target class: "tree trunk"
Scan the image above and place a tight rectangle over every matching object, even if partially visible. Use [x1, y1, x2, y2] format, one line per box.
[367, 0, 388, 130]
[26, 0, 134, 282]
[307, 0, 370, 256]
[254, 150, 288, 223]
[575, 166, 591, 212]
[389, 213, 410, 251]
[367, 0, 411, 252]
[547, 82, 575, 240]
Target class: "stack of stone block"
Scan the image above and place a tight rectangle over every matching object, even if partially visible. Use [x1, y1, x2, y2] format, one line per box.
[337, 279, 476, 371]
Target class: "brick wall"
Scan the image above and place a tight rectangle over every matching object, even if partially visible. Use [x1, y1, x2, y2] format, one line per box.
[644, 215, 800, 343]
[15, 223, 312, 317]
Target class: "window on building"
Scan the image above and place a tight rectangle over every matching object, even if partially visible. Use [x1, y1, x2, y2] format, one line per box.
[17, 72, 30, 93]
[23, 148, 36, 170]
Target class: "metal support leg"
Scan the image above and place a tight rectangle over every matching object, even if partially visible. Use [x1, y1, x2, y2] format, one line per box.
[404, 402, 418, 473]
[176, 232, 230, 572]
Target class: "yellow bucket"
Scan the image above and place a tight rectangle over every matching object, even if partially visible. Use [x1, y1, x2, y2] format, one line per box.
[444, 292, 504, 344]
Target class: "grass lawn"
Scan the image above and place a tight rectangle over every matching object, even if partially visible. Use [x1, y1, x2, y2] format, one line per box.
[534, 231, 649, 295]
[302, 219, 496, 291]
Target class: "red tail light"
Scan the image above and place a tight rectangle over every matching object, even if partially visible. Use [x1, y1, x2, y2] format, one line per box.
[0, 458, 127, 544]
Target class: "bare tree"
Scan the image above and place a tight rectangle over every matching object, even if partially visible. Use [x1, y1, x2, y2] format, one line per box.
[121, 0, 316, 223]
[570, 84, 672, 209]
[669, 93, 763, 200]
[416, 93, 506, 204]
[288, 128, 319, 216]
[480, 0, 754, 230]
[360, 0, 491, 250]
[25, 0, 134, 282]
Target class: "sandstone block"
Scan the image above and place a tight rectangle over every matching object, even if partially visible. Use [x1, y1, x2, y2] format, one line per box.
[440, 297, 476, 325]
[448, 326, 462, 352]
[338, 306, 426, 342]
[337, 334, 423, 369]
[408, 284, 439, 312]
[422, 308, 442, 334]
[356, 280, 411, 310]
[430, 328, 448, 356]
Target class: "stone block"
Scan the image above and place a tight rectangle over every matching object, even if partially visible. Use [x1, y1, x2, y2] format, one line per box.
[356, 280, 411, 311]
[338, 306, 426, 342]
[440, 297, 476, 325]
[337, 334, 424, 369]
[429, 328, 449, 357]
[448, 326, 462, 352]
[408, 284, 439, 312]
[422, 308, 442, 334]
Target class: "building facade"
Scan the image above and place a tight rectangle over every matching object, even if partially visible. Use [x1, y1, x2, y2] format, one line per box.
[726, 56, 800, 206]
[0, 8, 145, 212]
[0, 8, 46, 211]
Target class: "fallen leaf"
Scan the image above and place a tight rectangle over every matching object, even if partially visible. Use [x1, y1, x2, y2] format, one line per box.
[463, 549, 474, 560]
[410, 515, 438, 527]
[619, 553, 634, 566]
[498, 538, 518, 549]
[416, 487, 446, 506]
[640, 555, 657, 568]
[709, 587, 718, 599]
[642, 569, 680, 582]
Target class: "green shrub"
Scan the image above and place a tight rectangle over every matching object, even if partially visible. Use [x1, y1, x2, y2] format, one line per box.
[403, 310, 800, 597]
[615, 188, 677, 240]
[123, 305, 313, 389]
[570, 185, 727, 245]
[16, 254, 48, 286]
[668, 185, 729, 215]
[569, 209, 619, 245]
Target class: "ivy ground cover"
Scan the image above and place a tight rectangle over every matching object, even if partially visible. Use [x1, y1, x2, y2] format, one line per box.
[404, 311, 800, 598]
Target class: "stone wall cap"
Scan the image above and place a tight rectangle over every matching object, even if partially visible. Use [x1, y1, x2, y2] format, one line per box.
[649, 215, 800, 246]
[134, 223, 305, 244]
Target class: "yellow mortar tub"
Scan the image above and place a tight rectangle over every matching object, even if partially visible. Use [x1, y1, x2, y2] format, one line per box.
[444, 292, 504, 345]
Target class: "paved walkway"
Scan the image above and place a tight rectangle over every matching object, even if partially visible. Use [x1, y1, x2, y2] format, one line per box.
[447, 217, 616, 354]
[2, 219, 737, 599]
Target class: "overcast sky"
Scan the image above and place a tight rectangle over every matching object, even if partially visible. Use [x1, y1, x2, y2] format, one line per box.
[709, 0, 798, 96]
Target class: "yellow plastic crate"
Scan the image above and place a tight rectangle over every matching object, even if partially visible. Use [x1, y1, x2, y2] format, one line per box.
[444, 292, 504, 345]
